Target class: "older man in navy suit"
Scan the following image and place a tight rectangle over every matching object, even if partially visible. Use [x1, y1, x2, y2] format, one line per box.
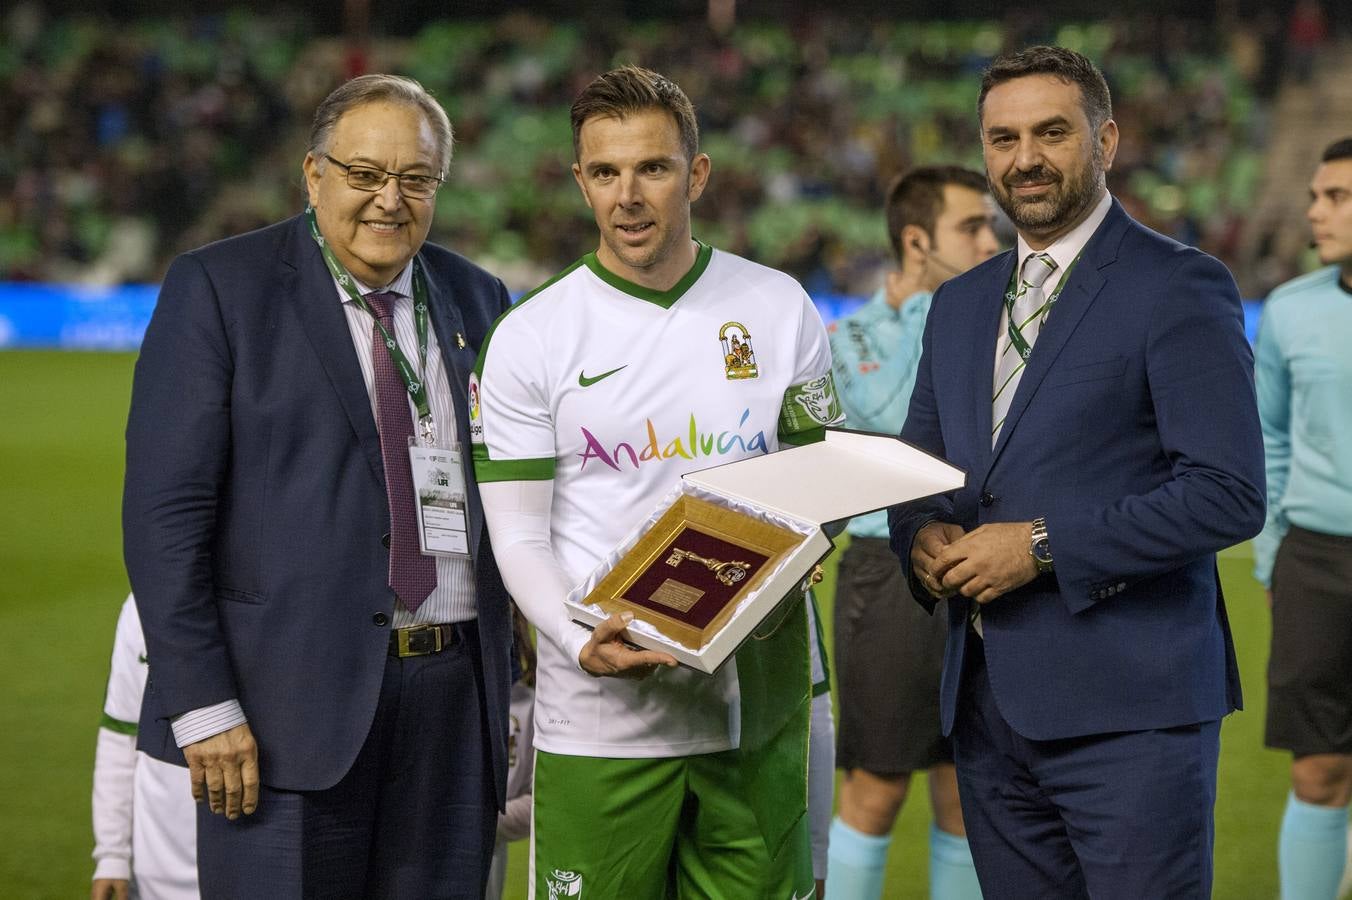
[888, 47, 1264, 898]
[124, 75, 512, 898]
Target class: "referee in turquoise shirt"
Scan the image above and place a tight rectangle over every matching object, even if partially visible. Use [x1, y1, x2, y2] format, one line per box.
[1255, 136, 1352, 900]
[824, 166, 997, 900]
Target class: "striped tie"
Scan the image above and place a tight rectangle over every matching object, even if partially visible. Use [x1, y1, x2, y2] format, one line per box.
[991, 252, 1058, 445]
[366, 291, 438, 613]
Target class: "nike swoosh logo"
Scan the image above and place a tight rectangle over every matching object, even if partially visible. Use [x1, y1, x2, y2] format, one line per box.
[578, 365, 628, 387]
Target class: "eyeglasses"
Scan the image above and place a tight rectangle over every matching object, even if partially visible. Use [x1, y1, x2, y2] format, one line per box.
[323, 155, 443, 199]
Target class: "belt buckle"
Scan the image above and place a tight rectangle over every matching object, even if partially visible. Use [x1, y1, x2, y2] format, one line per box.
[396, 624, 442, 657]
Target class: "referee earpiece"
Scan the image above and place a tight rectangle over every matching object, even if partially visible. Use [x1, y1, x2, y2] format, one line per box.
[915, 235, 965, 279]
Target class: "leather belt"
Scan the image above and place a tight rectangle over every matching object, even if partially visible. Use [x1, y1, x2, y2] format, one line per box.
[389, 624, 459, 658]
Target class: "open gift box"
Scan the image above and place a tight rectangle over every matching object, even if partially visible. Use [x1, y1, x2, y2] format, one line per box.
[565, 429, 966, 673]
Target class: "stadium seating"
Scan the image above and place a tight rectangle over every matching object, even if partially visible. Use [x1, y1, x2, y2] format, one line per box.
[0, 9, 1284, 295]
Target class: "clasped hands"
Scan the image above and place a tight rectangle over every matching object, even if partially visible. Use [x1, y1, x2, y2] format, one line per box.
[911, 520, 1039, 606]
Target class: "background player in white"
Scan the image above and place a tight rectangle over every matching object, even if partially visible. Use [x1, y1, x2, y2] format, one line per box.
[1254, 136, 1352, 900]
[826, 166, 997, 900]
[484, 609, 535, 900]
[471, 65, 842, 899]
[91, 595, 198, 900]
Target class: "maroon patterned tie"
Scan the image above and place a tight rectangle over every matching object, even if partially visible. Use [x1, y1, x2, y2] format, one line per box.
[366, 291, 437, 613]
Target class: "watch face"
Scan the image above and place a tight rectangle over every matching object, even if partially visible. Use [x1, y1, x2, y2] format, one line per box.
[1033, 540, 1052, 563]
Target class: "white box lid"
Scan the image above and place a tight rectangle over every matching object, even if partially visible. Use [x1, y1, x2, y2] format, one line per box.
[682, 429, 965, 526]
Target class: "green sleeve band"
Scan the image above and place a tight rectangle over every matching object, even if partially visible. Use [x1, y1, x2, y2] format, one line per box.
[99, 713, 138, 736]
[778, 372, 844, 438]
[472, 450, 556, 483]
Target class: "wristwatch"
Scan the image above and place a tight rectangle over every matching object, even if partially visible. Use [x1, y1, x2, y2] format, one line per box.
[1029, 517, 1054, 574]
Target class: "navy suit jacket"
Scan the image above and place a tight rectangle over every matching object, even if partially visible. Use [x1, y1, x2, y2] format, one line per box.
[124, 214, 512, 800]
[888, 200, 1265, 741]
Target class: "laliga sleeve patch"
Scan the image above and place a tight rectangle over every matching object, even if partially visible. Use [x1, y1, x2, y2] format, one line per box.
[780, 372, 844, 434]
[468, 373, 484, 445]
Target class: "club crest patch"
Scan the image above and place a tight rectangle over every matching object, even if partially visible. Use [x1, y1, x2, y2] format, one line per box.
[780, 372, 844, 436]
[546, 869, 583, 898]
[719, 321, 759, 379]
[792, 373, 843, 425]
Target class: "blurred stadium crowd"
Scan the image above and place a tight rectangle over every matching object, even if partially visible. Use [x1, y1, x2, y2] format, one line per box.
[0, 2, 1338, 296]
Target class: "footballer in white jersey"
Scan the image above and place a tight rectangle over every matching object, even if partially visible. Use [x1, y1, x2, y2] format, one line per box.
[92, 595, 199, 900]
[474, 65, 842, 900]
[472, 243, 841, 757]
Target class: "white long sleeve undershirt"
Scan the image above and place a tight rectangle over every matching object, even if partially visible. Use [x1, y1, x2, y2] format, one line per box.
[478, 480, 592, 669]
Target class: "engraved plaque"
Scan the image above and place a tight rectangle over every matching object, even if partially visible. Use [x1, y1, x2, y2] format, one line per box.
[649, 579, 704, 612]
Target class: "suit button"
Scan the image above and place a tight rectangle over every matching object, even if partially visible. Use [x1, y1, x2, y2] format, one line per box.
[381, 532, 391, 548]
[372, 612, 389, 626]
[979, 491, 995, 507]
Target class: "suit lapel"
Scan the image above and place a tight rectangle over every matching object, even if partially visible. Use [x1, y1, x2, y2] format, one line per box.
[422, 259, 486, 563]
[989, 201, 1129, 464]
[284, 217, 386, 487]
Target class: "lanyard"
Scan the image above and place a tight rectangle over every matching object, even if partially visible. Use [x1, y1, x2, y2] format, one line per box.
[1003, 251, 1081, 361]
[306, 206, 436, 444]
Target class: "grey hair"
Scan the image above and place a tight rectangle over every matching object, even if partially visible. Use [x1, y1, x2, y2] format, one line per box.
[309, 74, 454, 177]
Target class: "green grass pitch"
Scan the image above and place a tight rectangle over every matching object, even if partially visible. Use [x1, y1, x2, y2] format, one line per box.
[0, 349, 1292, 898]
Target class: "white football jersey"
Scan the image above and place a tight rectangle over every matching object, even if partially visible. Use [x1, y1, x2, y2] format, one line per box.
[93, 595, 199, 899]
[472, 245, 842, 757]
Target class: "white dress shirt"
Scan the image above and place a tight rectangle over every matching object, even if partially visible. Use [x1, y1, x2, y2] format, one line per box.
[992, 189, 1114, 377]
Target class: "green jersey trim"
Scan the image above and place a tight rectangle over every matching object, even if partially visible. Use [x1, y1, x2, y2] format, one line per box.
[581, 241, 712, 309]
[473, 450, 556, 483]
[472, 257, 587, 379]
[100, 713, 138, 736]
[779, 425, 825, 447]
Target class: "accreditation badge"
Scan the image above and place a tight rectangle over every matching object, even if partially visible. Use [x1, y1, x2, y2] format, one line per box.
[407, 440, 471, 558]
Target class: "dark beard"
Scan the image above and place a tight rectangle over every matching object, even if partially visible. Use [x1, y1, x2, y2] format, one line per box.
[992, 153, 1102, 234]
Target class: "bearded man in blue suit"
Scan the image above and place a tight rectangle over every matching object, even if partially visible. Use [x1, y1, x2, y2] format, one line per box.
[888, 47, 1265, 899]
[124, 75, 512, 898]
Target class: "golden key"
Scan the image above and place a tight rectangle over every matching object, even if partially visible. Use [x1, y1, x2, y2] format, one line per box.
[665, 548, 752, 586]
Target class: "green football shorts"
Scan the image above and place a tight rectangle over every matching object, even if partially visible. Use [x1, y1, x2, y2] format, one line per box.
[532, 749, 813, 899]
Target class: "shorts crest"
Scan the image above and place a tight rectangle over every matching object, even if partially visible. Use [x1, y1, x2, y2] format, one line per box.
[546, 869, 583, 898]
